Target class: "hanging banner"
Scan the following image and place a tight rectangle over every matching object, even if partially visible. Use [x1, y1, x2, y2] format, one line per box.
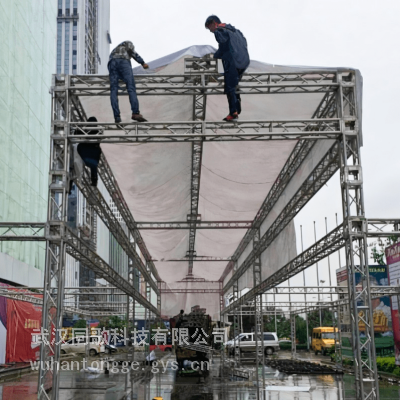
[0, 283, 8, 365]
[385, 243, 400, 366]
[6, 297, 42, 363]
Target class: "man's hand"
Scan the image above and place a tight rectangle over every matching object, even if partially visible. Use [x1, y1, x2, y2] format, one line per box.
[142, 63, 149, 69]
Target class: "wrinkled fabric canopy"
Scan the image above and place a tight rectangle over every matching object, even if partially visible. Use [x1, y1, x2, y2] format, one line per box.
[80, 45, 362, 318]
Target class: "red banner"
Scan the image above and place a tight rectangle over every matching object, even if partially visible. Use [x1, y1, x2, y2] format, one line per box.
[6, 298, 42, 362]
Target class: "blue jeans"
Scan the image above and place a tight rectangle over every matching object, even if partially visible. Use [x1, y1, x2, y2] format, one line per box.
[223, 58, 245, 115]
[108, 58, 139, 118]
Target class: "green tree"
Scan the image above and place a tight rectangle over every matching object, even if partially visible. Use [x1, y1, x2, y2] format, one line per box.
[108, 315, 127, 330]
[295, 316, 307, 344]
[73, 319, 87, 329]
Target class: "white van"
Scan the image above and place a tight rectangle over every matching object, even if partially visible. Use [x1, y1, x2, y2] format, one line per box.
[61, 335, 105, 356]
[226, 332, 279, 356]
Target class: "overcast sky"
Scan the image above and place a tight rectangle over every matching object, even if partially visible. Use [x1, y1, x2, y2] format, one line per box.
[110, 0, 400, 293]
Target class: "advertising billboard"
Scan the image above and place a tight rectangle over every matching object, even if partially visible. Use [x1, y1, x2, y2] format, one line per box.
[385, 243, 400, 366]
[336, 265, 394, 357]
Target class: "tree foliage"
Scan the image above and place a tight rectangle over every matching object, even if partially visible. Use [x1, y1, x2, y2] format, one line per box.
[73, 319, 87, 328]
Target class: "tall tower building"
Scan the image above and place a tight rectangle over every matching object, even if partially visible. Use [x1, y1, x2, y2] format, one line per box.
[56, 0, 111, 75]
[56, 1, 114, 315]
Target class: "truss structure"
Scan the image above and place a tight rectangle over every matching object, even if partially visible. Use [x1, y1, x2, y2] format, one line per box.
[1, 55, 398, 400]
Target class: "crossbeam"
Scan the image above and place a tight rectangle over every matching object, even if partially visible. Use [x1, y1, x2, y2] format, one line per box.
[135, 221, 252, 229]
[0, 223, 46, 241]
[60, 70, 348, 97]
[61, 119, 343, 143]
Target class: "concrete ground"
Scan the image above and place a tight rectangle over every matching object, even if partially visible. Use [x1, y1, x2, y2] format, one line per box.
[0, 351, 399, 399]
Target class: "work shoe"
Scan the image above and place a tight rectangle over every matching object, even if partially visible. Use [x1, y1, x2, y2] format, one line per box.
[223, 112, 238, 122]
[115, 116, 122, 123]
[131, 113, 147, 122]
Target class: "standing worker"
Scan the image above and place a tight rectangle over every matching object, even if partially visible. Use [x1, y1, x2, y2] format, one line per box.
[205, 16, 250, 122]
[108, 41, 149, 123]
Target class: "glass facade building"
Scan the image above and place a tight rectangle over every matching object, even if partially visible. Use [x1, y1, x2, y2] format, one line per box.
[0, 0, 57, 285]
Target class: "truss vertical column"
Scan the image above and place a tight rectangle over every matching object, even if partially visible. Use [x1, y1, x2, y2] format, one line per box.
[232, 261, 240, 363]
[333, 304, 342, 368]
[291, 313, 296, 359]
[253, 229, 263, 400]
[127, 254, 135, 362]
[38, 77, 71, 400]
[338, 72, 379, 400]
[145, 262, 152, 357]
[185, 56, 216, 277]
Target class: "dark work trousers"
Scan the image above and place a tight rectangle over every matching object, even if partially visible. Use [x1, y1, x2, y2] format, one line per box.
[77, 144, 101, 183]
[223, 58, 245, 115]
[108, 58, 139, 118]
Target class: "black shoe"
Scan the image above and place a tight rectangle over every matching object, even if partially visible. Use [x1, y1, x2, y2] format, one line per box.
[91, 178, 98, 187]
[131, 113, 147, 122]
[115, 116, 122, 123]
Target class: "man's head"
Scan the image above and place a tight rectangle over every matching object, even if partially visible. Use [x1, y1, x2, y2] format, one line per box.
[205, 15, 221, 33]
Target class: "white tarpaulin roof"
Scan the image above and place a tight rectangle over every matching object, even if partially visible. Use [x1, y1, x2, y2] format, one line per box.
[79, 45, 362, 318]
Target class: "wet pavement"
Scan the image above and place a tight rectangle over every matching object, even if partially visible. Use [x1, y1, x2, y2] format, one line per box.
[0, 352, 399, 399]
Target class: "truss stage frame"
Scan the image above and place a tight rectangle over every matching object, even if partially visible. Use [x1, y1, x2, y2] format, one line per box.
[0, 56, 398, 400]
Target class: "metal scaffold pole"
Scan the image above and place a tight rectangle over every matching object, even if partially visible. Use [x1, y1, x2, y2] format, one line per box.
[291, 313, 296, 359]
[233, 262, 240, 364]
[253, 229, 263, 400]
[38, 76, 71, 400]
[338, 72, 379, 400]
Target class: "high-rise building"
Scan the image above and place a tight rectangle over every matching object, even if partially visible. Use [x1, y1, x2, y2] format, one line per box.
[0, 0, 57, 287]
[56, 0, 111, 306]
[56, 0, 111, 75]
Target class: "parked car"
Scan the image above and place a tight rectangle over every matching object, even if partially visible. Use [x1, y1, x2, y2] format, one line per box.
[61, 335, 105, 356]
[226, 332, 280, 356]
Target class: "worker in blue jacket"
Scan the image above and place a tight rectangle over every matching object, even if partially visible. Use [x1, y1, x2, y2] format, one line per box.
[205, 15, 250, 121]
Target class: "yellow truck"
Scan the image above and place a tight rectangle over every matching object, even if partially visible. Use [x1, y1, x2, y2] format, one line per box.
[311, 327, 337, 356]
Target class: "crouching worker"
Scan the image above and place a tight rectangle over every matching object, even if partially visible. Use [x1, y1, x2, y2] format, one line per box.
[108, 40, 149, 123]
[205, 15, 250, 122]
[77, 116, 101, 187]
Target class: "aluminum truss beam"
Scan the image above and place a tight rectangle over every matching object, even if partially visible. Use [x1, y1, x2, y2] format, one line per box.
[0, 223, 46, 241]
[135, 221, 252, 229]
[152, 256, 233, 262]
[264, 285, 400, 296]
[160, 288, 221, 293]
[63, 70, 347, 96]
[222, 223, 346, 314]
[63, 119, 342, 143]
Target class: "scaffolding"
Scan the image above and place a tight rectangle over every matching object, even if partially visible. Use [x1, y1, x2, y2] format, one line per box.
[0, 54, 399, 400]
